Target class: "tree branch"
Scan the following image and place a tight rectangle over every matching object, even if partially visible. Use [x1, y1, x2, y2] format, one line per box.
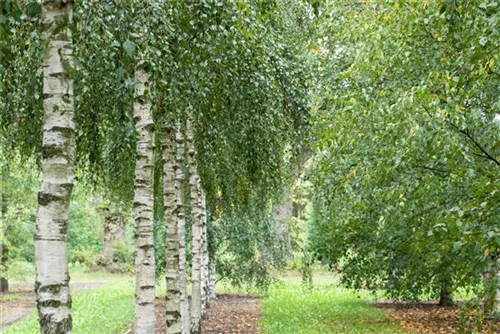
[411, 164, 451, 176]
[419, 102, 499, 167]
[447, 122, 500, 167]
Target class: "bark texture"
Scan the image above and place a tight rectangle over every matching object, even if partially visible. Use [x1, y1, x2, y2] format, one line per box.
[187, 114, 202, 334]
[438, 283, 453, 307]
[200, 189, 209, 312]
[103, 210, 125, 264]
[133, 65, 156, 334]
[484, 256, 500, 317]
[175, 121, 190, 334]
[163, 123, 181, 334]
[35, 1, 75, 332]
[1, 166, 9, 293]
[208, 257, 217, 300]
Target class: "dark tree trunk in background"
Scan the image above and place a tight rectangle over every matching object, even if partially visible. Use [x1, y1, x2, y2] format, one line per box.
[0, 169, 8, 293]
[439, 283, 453, 306]
[103, 211, 126, 264]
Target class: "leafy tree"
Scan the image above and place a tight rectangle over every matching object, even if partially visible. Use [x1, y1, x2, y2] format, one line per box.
[310, 0, 499, 314]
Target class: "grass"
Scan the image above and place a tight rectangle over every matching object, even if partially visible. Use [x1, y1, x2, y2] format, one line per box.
[1, 276, 135, 334]
[2, 267, 409, 333]
[261, 271, 406, 334]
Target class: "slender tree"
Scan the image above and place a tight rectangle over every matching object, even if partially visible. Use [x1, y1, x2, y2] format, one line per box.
[208, 257, 217, 300]
[200, 189, 209, 311]
[163, 121, 181, 333]
[0, 164, 9, 293]
[187, 113, 202, 333]
[133, 62, 156, 334]
[35, 1, 75, 332]
[174, 119, 190, 334]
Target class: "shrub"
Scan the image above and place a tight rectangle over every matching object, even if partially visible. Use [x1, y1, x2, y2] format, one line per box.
[112, 242, 133, 265]
[72, 249, 98, 268]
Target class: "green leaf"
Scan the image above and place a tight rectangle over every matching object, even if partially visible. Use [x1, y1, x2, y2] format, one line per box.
[26, 2, 41, 17]
[122, 40, 136, 58]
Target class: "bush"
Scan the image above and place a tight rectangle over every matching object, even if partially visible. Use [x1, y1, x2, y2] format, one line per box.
[112, 242, 133, 265]
[72, 249, 98, 268]
[4, 261, 35, 283]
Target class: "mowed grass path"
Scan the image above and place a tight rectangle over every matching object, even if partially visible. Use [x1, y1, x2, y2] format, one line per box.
[261, 272, 406, 334]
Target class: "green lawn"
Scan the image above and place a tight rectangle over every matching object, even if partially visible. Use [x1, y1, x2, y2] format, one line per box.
[2, 270, 408, 334]
[261, 272, 406, 334]
[1, 275, 135, 334]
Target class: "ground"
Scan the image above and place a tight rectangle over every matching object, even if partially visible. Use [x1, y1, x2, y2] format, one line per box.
[1, 270, 499, 333]
[153, 295, 262, 334]
[377, 302, 500, 334]
[0, 282, 104, 330]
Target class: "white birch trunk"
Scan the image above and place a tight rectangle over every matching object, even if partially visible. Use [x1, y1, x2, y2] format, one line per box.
[200, 189, 208, 312]
[35, 1, 75, 332]
[133, 65, 156, 334]
[187, 114, 202, 334]
[208, 257, 217, 300]
[174, 120, 190, 334]
[163, 123, 181, 334]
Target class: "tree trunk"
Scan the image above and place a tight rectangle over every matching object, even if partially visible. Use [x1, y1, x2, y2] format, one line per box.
[187, 114, 202, 334]
[175, 120, 190, 334]
[1, 165, 9, 293]
[35, 1, 75, 332]
[208, 257, 217, 300]
[438, 282, 453, 306]
[163, 122, 181, 334]
[484, 256, 500, 317]
[103, 214, 113, 264]
[133, 65, 156, 334]
[103, 210, 126, 264]
[200, 189, 208, 313]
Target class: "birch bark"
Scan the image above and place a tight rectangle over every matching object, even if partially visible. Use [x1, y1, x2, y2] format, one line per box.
[163, 123, 181, 334]
[35, 1, 75, 332]
[175, 121, 190, 334]
[200, 189, 208, 312]
[187, 114, 202, 334]
[208, 257, 217, 300]
[133, 65, 156, 334]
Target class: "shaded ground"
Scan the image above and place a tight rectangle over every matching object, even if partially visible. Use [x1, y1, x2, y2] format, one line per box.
[0, 282, 104, 329]
[376, 302, 500, 334]
[201, 295, 261, 334]
[153, 294, 262, 334]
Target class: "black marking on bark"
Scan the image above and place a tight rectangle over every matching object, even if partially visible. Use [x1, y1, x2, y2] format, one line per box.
[140, 285, 155, 290]
[54, 219, 68, 235]
[37, 312, 72, 334]
[42, 143, 72, 160]
[38, 191, 64, 206]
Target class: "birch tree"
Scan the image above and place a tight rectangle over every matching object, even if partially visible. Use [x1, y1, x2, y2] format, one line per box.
[174, 120, 190, 334]
[208, 257, 217, 300]
[200, 189, 208, 313]
[187, 113, 202, 334]
[133, 63, 156, 334]
[163, 121, 181, 334]
[35, 1, 75, 332]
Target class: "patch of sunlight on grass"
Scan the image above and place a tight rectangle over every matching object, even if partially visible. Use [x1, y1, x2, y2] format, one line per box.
[1, 276, 135, 334]
[261, 272, 407, 334]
